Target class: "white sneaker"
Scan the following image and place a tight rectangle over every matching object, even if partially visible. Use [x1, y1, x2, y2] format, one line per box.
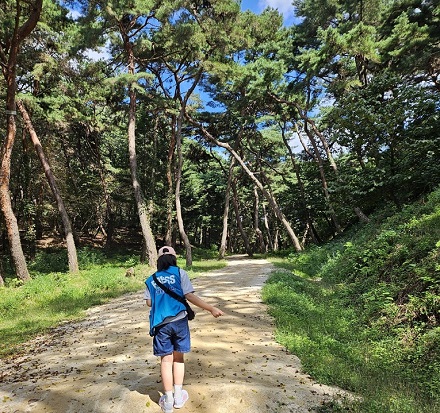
[159, 395, 174, 413]
[174, 390, 189, 409]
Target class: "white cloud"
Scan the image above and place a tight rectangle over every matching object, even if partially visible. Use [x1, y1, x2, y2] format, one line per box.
[258, 0, 295, 19]
[83, 40, 111, 62]
[84, 47, 109, 61]
[67, 9, 82, 20]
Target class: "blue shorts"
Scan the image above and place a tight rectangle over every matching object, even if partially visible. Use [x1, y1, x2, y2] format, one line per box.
[153, 317, 191, 357]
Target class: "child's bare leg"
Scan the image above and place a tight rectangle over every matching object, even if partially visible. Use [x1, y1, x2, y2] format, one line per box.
[173, 351, 185, 400]
[161, 354, 174, 400]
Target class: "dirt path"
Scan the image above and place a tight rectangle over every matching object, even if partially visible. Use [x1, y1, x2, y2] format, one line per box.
[0, 256, 346, 413]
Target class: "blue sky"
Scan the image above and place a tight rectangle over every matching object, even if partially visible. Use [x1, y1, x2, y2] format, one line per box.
[68, 1, 297, 26]
[240, 0, 297, 26]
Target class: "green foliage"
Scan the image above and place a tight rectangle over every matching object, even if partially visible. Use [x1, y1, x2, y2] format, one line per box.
[179, 140, 227, 244]
[264, 187, 440, 412]
[322, 77, 440, 221]
[0, 262, 148, 358]
[2, 0, 440, 292]
[380, 1, 440, 77]
[27, 247, 141, 274]
[29, 249, 69, 273]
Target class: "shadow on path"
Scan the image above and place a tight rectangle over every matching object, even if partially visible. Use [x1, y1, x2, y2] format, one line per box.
[0, 256, 346, 413]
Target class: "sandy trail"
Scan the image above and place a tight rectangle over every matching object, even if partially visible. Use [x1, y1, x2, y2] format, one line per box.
[0, 256, 345, 413]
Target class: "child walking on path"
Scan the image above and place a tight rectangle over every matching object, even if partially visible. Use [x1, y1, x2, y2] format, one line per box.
[144, 246, 224, 413]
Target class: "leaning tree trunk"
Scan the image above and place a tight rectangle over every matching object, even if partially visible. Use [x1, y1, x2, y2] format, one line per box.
[302, 122, 342, 234]
[175, 112, 192, 266]
[304, 117, 338, 174]
[282, 122, 320, 245]
[186, 112, 302, 252]
[0, 0, 43, 282]
[17, 100, 79, 272]
[354, 207, 370, 223]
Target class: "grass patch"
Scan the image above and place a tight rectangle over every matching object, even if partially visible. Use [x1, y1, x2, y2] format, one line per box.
[263, 266, 439, 413]
[180, 258, 226, 275]
[0, 264, 148, 358]
[263, 270, 365, 388]
[264, 188, 440, 412]
[0, 247, 226, 359]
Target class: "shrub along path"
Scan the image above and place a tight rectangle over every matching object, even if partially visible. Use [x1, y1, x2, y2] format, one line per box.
[0, 256, 347, 413]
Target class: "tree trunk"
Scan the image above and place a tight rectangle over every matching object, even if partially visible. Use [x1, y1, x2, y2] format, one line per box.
[354, 207, 370, 223]
[165, 116, 177, 246]
[302, 122, 342, 234]
[0, 253, 4, 286]
[0, 0, 43, 282]
[273, 228, 279, 251]
[186, 112, 303, 252]
[17, 100, 79, 272]
[304, 117, 338, 174]
[0, 114, 30, 281]
[169, 66, 203, 266]
[262, 202, 274, 251]
[122, 25, 157, 267]
[105, 210, 115, 249]
[253, 186, 266, 253]
[175, 112, 192, 266]
[219, 156, 235, 259]
[282, 122, 320, 245]
[128, 83, 157, 266]
[231, 179, 253, 256]
[92, 127, 115, 249]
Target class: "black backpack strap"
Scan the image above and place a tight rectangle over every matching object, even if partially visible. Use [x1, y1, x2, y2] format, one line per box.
[153, 273, 186, 305]
[152, 273, 195, 320]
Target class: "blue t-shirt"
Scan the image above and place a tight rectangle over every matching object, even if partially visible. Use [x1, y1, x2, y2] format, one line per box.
[145, 266, 194, 335]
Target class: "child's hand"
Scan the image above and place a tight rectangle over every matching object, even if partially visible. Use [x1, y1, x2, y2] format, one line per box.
[185, 293, 224, 318]
[210, 307, 224, 318]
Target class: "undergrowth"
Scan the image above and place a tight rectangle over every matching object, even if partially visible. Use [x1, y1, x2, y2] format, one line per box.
[264, 187, 440, 413]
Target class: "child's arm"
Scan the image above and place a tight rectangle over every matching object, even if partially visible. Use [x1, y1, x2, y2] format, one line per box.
[185, 292, 224, 318]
